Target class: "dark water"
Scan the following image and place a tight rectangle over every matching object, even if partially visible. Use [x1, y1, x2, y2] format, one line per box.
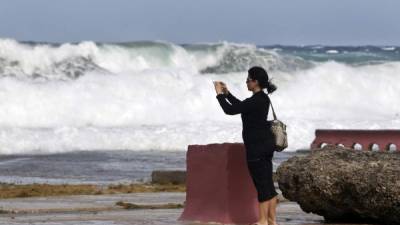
[0, 150, 303, 185]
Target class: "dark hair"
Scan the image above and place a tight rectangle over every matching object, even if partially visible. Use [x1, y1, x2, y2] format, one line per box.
[248, 66, 277, 94]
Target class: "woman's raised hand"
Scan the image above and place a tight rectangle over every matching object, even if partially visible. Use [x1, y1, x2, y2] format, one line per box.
[220, 82, 229, 94]
[213, 81, 224, 94]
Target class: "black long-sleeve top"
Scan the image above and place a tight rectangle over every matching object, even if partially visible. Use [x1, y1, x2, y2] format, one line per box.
[216, 90, 272, 143]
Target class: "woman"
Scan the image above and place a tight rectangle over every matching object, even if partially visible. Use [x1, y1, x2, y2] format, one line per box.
[214, 66, 279, 225]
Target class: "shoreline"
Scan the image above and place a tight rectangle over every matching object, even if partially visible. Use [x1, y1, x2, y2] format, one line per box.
[0, 168, 377, 225]
[0, 170, 283, 199]
[0, 182, 186, 199]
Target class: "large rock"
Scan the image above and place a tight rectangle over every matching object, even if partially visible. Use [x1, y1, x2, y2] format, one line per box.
[276, 145, 400, 225]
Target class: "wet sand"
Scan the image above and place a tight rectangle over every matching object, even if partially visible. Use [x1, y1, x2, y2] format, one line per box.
[0, 192, 376, 225]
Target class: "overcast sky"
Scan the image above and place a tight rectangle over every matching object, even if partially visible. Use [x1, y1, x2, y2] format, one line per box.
[0, 0, 399, 45]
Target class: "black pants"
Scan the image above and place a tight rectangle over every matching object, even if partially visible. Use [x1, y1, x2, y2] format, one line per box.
[244, 139, 278, 202]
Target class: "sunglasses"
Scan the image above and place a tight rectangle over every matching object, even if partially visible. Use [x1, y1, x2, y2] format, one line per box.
[246, 77, 254, 83]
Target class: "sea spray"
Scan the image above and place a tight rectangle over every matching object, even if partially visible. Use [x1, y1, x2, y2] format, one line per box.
[0, 38, 399, 154]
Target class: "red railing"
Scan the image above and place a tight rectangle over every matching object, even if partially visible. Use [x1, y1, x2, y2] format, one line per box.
[310, 129, 400, 151]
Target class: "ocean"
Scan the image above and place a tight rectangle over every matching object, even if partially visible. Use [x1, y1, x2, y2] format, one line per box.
[0, 150, 299, 185]
[0, 38, 399, 183]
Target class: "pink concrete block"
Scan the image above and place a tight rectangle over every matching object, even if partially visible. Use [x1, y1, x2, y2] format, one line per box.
[178, 143, 260, 224]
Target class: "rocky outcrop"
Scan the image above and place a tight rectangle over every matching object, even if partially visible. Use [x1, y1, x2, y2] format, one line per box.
[151, 170, 186, 185]
[276, 144, 400, 225]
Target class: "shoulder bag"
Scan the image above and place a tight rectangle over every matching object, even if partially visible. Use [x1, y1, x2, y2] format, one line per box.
[266, 95, 288, 152]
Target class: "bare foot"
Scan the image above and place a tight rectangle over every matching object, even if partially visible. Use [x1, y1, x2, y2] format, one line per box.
[250, 221, 268, 225]
[267, 218, 278, 225]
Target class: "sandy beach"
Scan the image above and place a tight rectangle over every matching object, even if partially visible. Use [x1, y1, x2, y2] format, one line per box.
[0, 191, 328, 225]
[0, 179, 380, 225]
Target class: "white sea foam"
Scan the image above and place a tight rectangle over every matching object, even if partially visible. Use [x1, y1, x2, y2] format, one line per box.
[0, 38, 399, 154]
[326, 49, 339, 54]
[382, 46, 396, 51]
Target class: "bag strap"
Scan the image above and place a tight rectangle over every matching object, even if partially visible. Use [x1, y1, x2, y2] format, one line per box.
[267, 94, 277, 120]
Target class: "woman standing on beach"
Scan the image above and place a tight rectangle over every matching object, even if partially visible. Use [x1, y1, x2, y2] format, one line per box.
[214, 66, 279, 225]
